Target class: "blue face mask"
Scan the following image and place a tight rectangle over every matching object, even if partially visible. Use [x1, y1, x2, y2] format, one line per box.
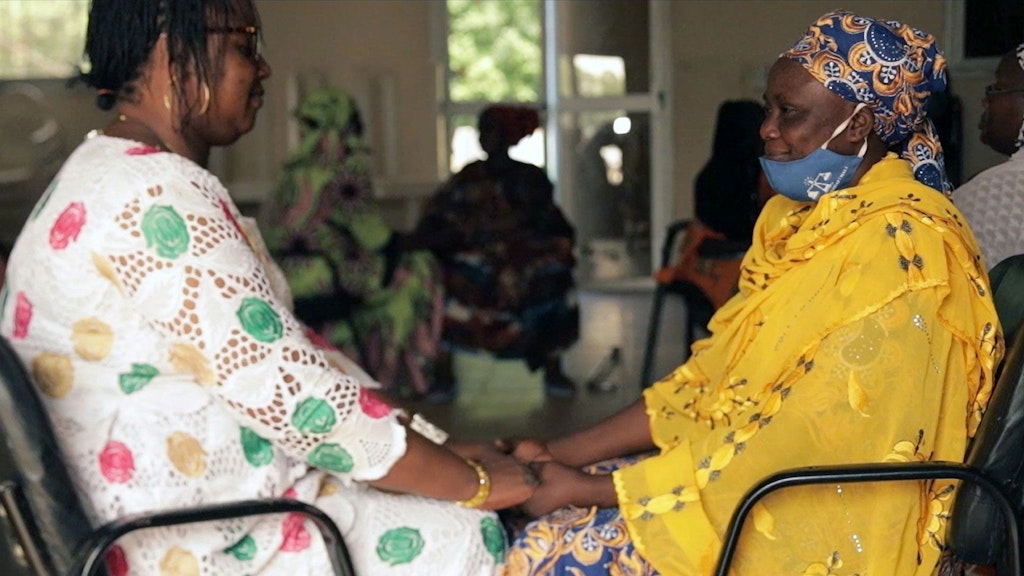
[759, 103, 868, 202]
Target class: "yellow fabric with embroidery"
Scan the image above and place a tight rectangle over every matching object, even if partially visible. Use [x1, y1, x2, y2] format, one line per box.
[613, 155, 1001, 575]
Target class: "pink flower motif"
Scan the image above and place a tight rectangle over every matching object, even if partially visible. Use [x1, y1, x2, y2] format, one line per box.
[358, 387, 392, 419]
[125, 145, 161, 155]
[303, 327, 337, 352]
[282, 486, 298, 499]
[49, 202, 86, 250]
[105, 545, 129, 576]
[98, 441, 135, 483]
[13, 292, 32, 339]
[280, 512, 312, 552]
[220, 199, 246, 240]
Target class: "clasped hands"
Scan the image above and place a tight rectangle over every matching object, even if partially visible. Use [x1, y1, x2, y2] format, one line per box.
[448, 439, 610, 516]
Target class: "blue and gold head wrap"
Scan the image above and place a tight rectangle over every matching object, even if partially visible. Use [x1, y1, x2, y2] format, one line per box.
[784, 10, 950, 193]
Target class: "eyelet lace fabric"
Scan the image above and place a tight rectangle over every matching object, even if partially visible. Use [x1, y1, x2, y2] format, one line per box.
[0, 135, 503, 575]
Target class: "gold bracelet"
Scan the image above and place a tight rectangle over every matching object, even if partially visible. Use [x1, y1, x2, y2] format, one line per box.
[455, 459, 491, 509]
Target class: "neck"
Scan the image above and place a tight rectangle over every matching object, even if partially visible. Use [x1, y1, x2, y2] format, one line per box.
[107, 110, 210, 167]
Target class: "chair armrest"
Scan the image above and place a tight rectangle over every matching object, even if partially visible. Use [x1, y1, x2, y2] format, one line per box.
[713, 462, 1019, 576]
[74, 498, 355, 576]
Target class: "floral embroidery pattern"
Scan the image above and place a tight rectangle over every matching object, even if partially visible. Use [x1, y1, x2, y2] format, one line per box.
[240, 427, 274, 467]
[224, 535, 257, 561]
[13, 292, 32, 339]
[49, 202, 86, 250]
[99, 440, 135, 483]
[280, 513, 312, 552]
[118, 363, 159, 394]
[307, 443, 353, 473]
[235, 297, 283, 343]
[376, 527, 424, 566]
[358, 387, 392, 418]
[141, 205, 189, 259]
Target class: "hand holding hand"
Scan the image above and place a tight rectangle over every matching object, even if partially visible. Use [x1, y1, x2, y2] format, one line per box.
[520, 460, 613, 517]
[494, 437, 555, 464]
[477, 453, 540, 511]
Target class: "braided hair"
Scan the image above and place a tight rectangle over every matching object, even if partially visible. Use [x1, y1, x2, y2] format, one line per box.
[79, 0, 259, 122]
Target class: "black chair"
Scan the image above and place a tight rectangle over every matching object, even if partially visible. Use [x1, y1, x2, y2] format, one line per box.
[714, 256, 1024, 576]
[0, 335, 356, 576]
[640, 220, 745, 388]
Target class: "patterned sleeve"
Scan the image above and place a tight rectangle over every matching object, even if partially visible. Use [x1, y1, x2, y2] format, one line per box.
[94, 155, 406, 483]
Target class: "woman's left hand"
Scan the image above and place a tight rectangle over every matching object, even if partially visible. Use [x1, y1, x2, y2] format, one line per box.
[520, 461, 616, 517]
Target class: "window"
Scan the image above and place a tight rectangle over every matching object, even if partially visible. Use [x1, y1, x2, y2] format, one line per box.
[0, 1, 88, 80]
[444, 0, 544, 172]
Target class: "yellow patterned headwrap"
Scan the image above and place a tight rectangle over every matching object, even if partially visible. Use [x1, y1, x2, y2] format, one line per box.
[784, 10, 951, 193]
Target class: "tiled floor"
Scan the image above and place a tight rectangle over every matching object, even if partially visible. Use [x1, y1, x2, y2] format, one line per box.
[407, 280, 692, 442]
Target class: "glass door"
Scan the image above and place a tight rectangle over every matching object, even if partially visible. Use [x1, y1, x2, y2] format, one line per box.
[546, 0, 672, 284]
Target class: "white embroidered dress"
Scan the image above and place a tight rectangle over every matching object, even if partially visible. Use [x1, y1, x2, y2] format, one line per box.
[0, 135, 503, 576]
[953, 147, 1024, 269]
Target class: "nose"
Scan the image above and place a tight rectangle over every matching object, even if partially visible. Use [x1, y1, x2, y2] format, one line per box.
[759, 114, 778, 142]
[257, 55, 272, 79]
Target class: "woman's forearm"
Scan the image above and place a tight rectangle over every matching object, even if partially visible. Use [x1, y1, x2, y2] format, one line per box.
[369, 430, 479, 502]
[548, 400, 655, 467]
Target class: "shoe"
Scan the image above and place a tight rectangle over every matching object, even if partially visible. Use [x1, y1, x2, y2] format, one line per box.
[424, 381, 457, 404]
[544, 373, 576, 398]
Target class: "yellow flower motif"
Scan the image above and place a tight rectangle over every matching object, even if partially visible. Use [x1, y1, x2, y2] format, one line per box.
[752, 502, 777, 540]
[71, 317, 114, 361]
[169, 343, 215, 386]
[166, 431, 207, 478]
[31, 352, 73, 398]
[159, 546, 199, 576]
[846, 371, 870, 416]
[91, 252, 122, 289]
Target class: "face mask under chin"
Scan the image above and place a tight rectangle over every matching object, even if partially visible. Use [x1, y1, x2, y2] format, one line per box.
[760, 103, 868, 202]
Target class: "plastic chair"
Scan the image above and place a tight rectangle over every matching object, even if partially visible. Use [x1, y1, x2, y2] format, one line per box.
[639, 220, 745, 388]
[0, 335, 356, 576]
[713, 256, 1024, 576]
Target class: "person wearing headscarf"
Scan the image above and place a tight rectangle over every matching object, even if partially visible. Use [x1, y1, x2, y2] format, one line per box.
[264, 87, 444, 397]
[496, 11, 999, 576]
[953, 44, 1024, 270]
[409, 104, 579, 401]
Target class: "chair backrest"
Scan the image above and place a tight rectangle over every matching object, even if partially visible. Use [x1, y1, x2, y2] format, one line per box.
[946, 255, 1024, 567]
[0, 335, 95, 574]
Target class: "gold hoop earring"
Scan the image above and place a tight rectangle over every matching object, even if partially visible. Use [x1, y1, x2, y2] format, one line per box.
[198, 83, 210, 116]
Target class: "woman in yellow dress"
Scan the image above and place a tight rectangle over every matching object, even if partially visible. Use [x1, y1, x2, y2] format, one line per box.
[500, 10, 1001, 576]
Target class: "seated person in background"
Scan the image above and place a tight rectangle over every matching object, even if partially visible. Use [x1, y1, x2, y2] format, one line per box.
[953, 43, 1024, 269]
[408, 105, 579, 401]
[656, 99, 773, 310]
[264, 87, 443, 397]
[498, 11, 1000, 576]
[0, 1, 537, 573]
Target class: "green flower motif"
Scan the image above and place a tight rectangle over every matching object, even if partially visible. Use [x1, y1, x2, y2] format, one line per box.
[375, 527, 424, 566]
[118, 363, 159, 394]
[224, 535, 257, 561]
[240, 427, 274, 467]
[29, 179, 58, 221]
[291, 397, 336, 434]
[141, 205, 189, 259]
[307, 443, 353, 473]
[480, 517, 505, 564]
[236, 298, 283, 343]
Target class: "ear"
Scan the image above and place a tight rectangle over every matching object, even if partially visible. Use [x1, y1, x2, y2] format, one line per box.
[845, 106, 874, 142]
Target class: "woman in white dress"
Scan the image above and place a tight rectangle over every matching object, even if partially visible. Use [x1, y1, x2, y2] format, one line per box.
[0, 0, 537, 574]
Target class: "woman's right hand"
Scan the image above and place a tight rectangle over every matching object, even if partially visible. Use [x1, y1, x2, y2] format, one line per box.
[494, 437, 555, 464]
[476, 453, 540, 510]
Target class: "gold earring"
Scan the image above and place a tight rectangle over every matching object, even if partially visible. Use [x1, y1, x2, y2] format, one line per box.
[198, 83, 211, 116]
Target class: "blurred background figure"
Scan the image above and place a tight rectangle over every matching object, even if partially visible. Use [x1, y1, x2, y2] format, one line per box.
[409, 104, 579, 401]
[953, 44, 1024, 269]
[265, 87, 443, 396]
[656, 99, 772, 312]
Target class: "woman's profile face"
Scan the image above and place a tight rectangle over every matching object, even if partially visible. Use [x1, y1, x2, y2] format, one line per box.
[760, 57, 854, 163]
[192, 1, 271, 146]
[980, 52, 1024, 156]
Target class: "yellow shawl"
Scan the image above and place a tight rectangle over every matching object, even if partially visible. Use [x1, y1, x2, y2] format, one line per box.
[613, 155, 1001, 575]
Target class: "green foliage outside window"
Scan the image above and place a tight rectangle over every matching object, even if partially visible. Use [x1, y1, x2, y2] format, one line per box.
[447, 0, 542, 102]
[0, 1, 88, 79]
